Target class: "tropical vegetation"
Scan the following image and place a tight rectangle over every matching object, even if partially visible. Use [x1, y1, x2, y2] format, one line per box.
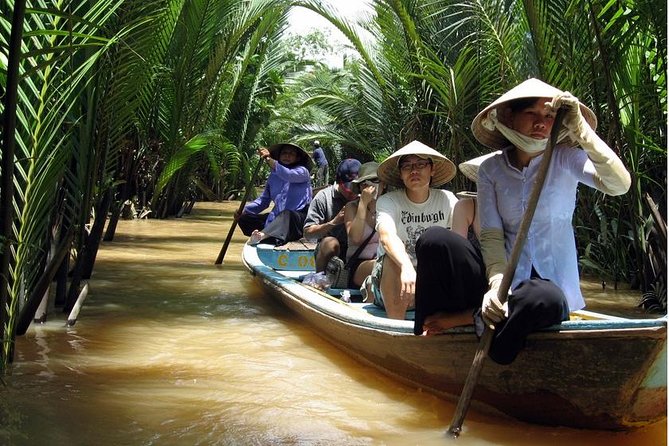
[0, 0, 665, 373]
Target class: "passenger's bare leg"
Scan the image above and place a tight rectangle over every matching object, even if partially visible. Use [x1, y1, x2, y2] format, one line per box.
[421, 310, 474, 335]
[353, 259, 375, 288]
[315, 236, 340, 272]
[380, 257, 409, 319]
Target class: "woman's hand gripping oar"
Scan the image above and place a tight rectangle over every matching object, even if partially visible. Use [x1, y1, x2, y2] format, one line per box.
[215, 156, 264, 265]
[446, 109, 565, 438]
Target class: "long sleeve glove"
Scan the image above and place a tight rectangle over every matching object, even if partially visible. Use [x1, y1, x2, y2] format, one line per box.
[549, 93, 631, 196]
[479, 228, 510, 327]
[479, 228, 507, 279]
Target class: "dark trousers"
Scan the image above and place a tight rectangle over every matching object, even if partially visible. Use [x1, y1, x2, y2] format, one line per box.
[486, 277, 569, 365]
[261, 208, 308, 245]
[415, 226, 569, 365]
[238, 213, 268, 236]
[238, 208, 308, 245]
[414, 227, 487, 335]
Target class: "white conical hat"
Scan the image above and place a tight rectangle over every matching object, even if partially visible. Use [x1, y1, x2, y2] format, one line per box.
[377, 141, 456, 188]
[471, 78, 597, 149]
[458, 151, 501, 183]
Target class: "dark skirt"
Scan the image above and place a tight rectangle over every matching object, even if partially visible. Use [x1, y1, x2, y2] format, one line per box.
[413, 227, 487, 335]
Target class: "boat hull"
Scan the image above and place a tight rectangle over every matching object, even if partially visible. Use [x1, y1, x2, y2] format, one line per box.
[243, 243, 667, 430]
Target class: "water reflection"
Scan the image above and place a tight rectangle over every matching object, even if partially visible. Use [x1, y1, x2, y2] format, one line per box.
[2, 202, 665, 445]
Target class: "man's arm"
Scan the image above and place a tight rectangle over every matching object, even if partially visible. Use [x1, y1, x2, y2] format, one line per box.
[303, 207, 345, 240]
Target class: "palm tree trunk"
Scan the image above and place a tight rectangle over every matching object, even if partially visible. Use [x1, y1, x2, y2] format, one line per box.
[104, 200, 124, 241]
[82, 189, 114, 280]
[15, 231, 74, 337]
[64, 188, 112, 314]
[105, 148, 138, 241]
[0, 0, 27, 369]
[55, 249, 69, 307]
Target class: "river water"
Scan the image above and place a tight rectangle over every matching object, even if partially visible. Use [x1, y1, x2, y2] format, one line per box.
[1, 202, 666, 445]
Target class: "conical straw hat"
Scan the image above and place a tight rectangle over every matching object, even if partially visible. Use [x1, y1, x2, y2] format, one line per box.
[471, 78, 597, 149]
[458, 151, 501, 183]
[268, 142, 313, 170]
[377, 141, 456, 188]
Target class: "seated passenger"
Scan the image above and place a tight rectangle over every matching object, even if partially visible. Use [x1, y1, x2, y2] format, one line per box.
[411, 154, 498, 334]
[303, 159, 361, 271]
[235, 143, 313, 245]
[451, 152, 498, 242]
[343, 162, 382, 292]
[361, 141, 458, 320]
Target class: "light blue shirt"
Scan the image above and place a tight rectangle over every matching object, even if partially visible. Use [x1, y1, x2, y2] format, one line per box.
[477, 145, 599, 311]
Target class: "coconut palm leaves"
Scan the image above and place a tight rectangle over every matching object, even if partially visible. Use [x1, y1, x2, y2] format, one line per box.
[149, 0, 295, 216]
[1, 0, 148, 367]
[0, 0, 297, 371]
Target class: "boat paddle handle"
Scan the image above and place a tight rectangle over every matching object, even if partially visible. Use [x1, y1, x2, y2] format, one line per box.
[215, 156, 264, 265]
[447, 109, 565, 438]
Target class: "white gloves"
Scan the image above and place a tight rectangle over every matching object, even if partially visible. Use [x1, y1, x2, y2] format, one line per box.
[549, 93, 631, 196]
[481, 274, 508, 327]
[549, 92, 585, 137]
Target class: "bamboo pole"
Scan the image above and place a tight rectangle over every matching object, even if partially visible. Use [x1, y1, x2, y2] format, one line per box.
[447, 110, 565, 438]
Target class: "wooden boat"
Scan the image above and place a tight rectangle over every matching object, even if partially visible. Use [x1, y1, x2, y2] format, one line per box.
[242, 241, 667, 430]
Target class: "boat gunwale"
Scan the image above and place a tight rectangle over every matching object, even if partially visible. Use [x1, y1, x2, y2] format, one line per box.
[242, 243, 667, 337]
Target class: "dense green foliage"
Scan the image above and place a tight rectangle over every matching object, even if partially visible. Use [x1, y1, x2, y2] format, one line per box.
[0, 0, 665, 372]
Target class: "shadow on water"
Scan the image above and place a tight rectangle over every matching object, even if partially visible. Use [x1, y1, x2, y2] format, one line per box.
[1, 202, 666, 446]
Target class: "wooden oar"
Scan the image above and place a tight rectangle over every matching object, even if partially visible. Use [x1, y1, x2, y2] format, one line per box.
[215, 157, 264, 265]
[447, 109, 565, 438]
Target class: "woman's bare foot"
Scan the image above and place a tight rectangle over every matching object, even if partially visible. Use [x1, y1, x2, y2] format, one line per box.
[421, 310, 474, 336]
[249, 230, 265, 245]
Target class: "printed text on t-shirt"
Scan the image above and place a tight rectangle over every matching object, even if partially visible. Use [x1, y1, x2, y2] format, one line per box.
[400, 210, 446, 225]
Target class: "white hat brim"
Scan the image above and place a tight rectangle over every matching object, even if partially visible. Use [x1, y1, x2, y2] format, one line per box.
[377, 141, 456, 188]
[471, 78, 597, 149]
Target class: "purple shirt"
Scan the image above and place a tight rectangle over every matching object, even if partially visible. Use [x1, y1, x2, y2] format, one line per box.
[243, 163, 312, 225]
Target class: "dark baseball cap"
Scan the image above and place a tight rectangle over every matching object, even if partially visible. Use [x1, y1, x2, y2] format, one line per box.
[335, 159, 361, 188]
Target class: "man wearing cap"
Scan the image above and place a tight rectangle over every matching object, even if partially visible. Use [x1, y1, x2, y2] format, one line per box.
[235, 143, 312, 245]
[303, 158, 361, 272]
[363, 141, 460, 320]
[312, 140, 329, 187]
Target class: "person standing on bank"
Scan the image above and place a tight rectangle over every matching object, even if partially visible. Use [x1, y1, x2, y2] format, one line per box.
[361, 141, 459, 320]
[312, 140, 329, 187]
[415, 78, 631, 365]
[234, 143, 313, 245]
[303, 159, 361, 272]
